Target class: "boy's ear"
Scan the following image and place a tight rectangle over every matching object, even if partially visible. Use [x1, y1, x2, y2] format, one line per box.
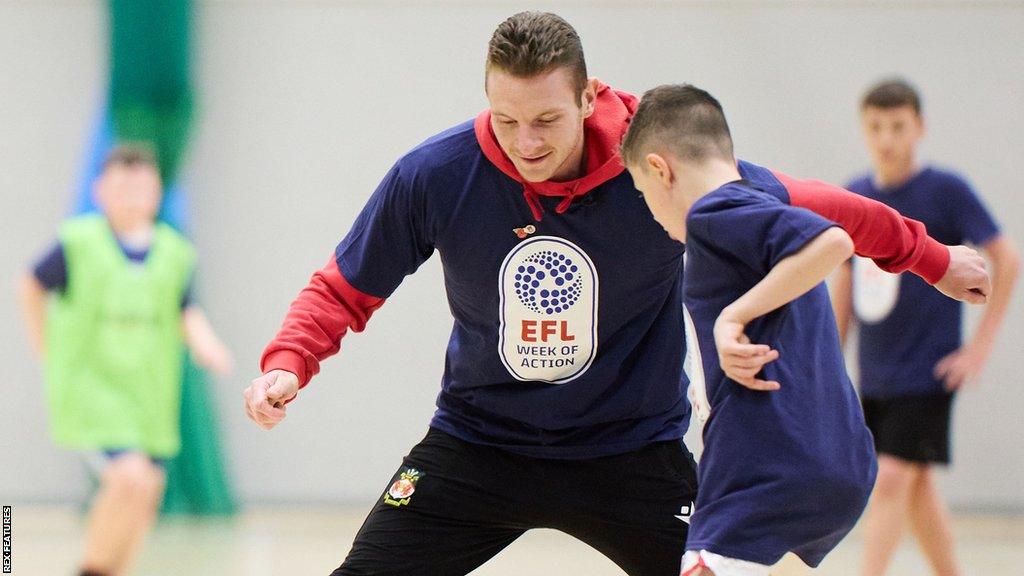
[646, 153, 674, 188]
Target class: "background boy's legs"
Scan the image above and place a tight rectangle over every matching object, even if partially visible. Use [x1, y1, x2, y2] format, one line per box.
[861, 456, 961, 576]
[908, 467, 961, 576]
[80, 452, 166, 576]
[860, 455, 918, 576]
[860, 392, 959, 576]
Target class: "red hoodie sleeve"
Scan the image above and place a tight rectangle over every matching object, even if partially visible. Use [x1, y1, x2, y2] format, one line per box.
[772, 171, 950, 284]
[260, 257, 385, 390]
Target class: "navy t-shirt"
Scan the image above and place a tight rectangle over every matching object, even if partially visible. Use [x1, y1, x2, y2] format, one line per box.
[335, 120, 692, 458]
[683, 181, 876, 566]
[846, 167, 1000, 398]
[329, 129, 865, 459]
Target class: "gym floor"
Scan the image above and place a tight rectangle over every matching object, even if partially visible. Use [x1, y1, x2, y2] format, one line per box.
[10, 505, 1024, 575]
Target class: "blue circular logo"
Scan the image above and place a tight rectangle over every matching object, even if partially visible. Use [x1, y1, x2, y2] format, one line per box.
[512, 250, 584, 315]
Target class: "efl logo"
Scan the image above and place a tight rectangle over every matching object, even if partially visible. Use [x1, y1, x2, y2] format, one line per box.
[498, 236, 598, 383]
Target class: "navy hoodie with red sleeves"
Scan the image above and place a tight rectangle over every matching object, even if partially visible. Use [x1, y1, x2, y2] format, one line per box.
[262, 83, 949, 459]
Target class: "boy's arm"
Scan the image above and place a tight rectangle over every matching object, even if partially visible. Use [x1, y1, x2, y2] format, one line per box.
[831, 262, 854, 347]
[21, 242, 68, 358]
[715, 227, 854, 390]
[20, 273, 49, 358]
[774, 172, 990, 303]
[935, 235, 1020, 389]
[182, 305, 234, 376]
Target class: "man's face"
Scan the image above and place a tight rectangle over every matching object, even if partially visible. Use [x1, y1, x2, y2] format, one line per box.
[628, 158, 686, 242]
[861, 105, 924, 172]
[95, 164, 162, 229]
[486, 67, 594, 183]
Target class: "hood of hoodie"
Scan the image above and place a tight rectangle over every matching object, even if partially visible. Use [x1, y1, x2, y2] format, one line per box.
[474, 81, 638, 221]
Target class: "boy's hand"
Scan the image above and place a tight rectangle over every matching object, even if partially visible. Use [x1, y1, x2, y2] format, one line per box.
[713, 314, 781, 391]
[244, 370, 299, 430]
[182, 306, 234, 376]
[935, 245, 991, 304]
[934, 344, 989, 391]
[192, 340, 234, 376]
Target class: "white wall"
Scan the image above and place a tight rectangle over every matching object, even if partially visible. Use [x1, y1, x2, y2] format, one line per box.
[2, 0, 1022, 510]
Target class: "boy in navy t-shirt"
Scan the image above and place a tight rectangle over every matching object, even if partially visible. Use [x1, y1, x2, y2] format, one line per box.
[833, 79, 1020, 576]
[621, 84, 989, 575]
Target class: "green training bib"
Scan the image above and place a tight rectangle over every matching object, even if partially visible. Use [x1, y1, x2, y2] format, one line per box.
[45, 215, 195, 457]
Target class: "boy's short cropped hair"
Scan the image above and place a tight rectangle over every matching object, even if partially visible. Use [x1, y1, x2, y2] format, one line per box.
[103, 143, 159, 171]
[620, 84, 733, 168]
[861, 78, 922, 114]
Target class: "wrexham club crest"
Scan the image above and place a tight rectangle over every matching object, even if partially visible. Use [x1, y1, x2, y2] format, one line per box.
[383, 468, 423, 507]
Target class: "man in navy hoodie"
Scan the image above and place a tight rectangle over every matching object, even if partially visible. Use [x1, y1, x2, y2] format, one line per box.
[243, 12, 990, 576]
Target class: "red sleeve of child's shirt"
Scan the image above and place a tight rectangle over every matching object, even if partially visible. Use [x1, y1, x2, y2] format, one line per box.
[773, 170, 950, 284]
[260, 257, 385, 390]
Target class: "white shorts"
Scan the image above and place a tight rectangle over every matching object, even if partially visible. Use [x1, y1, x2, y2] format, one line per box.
[80, 449, 166, 478]
[681, 550, 771, 576]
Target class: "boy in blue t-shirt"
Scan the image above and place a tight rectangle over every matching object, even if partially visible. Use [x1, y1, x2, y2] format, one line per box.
[621, 84, 986, 576]
[833, 78, 1020, 576]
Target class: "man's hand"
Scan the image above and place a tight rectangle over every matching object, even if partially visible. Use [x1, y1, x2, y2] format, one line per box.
[934, 345, 989, 391]
[713, 314, 780, 391]
[935, 245, 991, 304]
[244, 370, 299, 430]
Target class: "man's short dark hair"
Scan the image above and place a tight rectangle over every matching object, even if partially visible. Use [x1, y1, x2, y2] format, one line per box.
[103, 143, 159, 171]
[861, 78, 922, 115]
[486, 11, 588, 97]
[620, 84, 734, 168]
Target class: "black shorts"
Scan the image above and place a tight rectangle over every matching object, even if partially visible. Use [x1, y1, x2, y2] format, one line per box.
[332, 428, 698, 576]
[861, 393, 955, 465]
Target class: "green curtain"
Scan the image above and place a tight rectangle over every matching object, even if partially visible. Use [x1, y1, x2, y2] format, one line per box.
[108, 0, 237, 516]
[109, 0, 194, 182]
[161, 356, 237, 515]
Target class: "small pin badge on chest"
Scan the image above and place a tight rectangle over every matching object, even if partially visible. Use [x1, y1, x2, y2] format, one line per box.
[513, 225, 537, 240]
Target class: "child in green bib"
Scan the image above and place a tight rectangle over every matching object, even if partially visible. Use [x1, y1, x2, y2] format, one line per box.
[20, 145, 232, 576]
